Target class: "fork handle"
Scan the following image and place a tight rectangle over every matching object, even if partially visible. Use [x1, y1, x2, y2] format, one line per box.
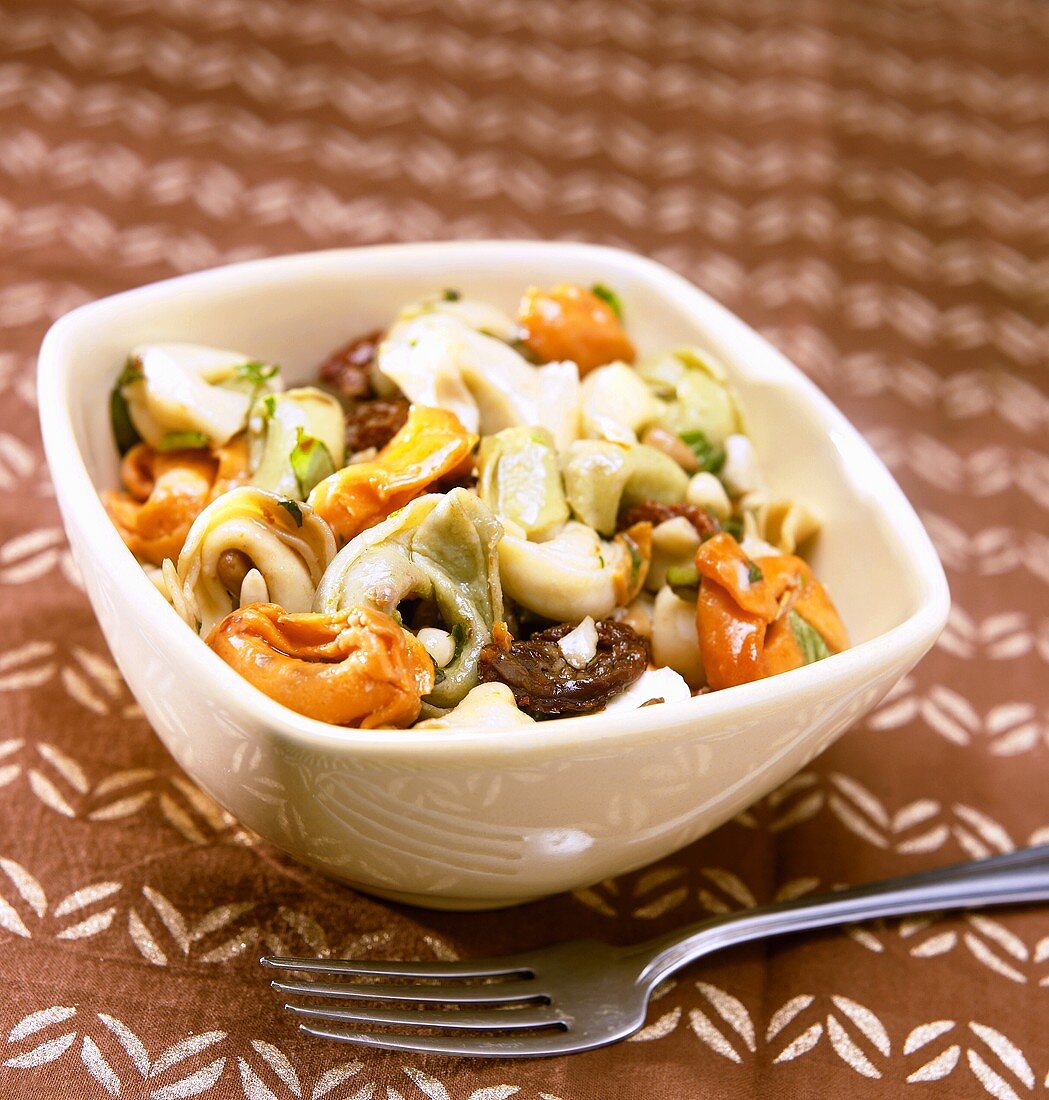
[638, 843, 1049, 987]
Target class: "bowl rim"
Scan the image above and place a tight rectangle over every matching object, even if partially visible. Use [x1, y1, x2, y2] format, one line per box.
[38, 239, 951, 760]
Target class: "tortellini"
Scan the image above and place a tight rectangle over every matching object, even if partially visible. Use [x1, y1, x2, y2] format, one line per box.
[119, 343, 281, 450]
[248, 387, 346, 500]
[308, 405, 476, 544]
[561, 441, 688, 535]
[743, 499, 820, 555]
[103, 285, 849, 729]
[207, 603, 434, 729]
[396, 294, 519, 343]
[477, 426, 568, 540]
[651, 585, 705, 688]
[415, 682, 536, 730]
[636, 347, 741, 446]
[497, 520, 640, 623]
[314, 489, 504, 708]
[102, 437, 249, 566]
[579, 362, 660, 444]
[170, 486, 336, 636]
[377, 313, 580, 450]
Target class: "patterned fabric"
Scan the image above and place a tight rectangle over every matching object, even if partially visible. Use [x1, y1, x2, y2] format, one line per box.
[1, 0, 1048, 1095]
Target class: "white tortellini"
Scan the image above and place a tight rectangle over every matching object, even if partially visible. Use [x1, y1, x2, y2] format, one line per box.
[742, 499, 821, 555]
[248, 387, 346, 500]
[396, 294, 519, 342]
[169, 486, 336, 636]
[497, 520, 634, 623]
[314, 489, 504, 708]
[636, 347, 741, 446]
[377, 312, 580, 449]
[651, 585, 705, 688]
[415, 682, 536, 729]
[121, 343, 282, 449]
[579, 361, 660, 444]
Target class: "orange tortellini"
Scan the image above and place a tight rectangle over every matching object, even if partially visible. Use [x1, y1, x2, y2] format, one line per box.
[516, 284, 636, 376]
[207, 603, 435, 729]
[307, 405, 477, 544]
[103, 437, 248, 566]
[695, 532, 848, 690]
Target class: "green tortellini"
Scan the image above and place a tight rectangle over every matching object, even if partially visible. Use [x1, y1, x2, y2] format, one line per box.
[313, 489, 504, 708]
[561, 441, 688, 535]
[248, 387, 346, 500]
[636, 347, 741, 445]
[477, 426, 569, 539]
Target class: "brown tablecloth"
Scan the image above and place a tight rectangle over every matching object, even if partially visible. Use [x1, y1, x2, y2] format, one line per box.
[1, 0, 1047, 1095]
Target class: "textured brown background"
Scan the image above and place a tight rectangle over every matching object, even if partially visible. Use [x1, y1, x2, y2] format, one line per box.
[1, 0, 1048, 1096]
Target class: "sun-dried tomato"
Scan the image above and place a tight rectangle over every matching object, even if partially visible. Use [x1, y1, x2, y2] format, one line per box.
[318, 330, 384, 400]
[617, 500, 721, 539]
[344, 398, 410, 454]
[477, 619, 648, 716]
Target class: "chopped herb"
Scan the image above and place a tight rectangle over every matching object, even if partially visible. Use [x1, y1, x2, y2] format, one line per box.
[408, 337, 419, 347]
[678, 429, 726, 474]
[723, 516, 743, 541]
[261, 394, 277, 419]
[236, 360, 279, 386]
[508, 337, 543, 364]
[289, 428, 336, 497]
[278, 499, 303, 527]
[391, 608, 403, 625]
[115, 360, 145, 388]
[747, 561, 763, 583]
[442, 288, 461, 301]
[108, 369, 140, 455]
[666, 563, 700, 588]
[790, 610, 830, 664]
[622, 535, 645, 581]
[157, 430, 210, 451]
[591, 283, 623, 319]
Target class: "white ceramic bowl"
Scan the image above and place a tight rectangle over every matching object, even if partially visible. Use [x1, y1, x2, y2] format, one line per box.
[38, 242, 949, 909]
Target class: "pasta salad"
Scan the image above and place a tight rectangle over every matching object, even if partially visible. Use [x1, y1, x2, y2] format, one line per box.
[102, 283, 848, 730]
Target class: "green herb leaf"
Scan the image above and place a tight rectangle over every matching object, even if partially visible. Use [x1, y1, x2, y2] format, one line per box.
[747, 561, 763, 583]
[723, 516, 743, 541]
[157, 430, 210, 451]
[278, 499, 304, 527]
[116, 360, 145, 388]
[450, 622, 468, 661]
[666, 563, 700, 588]
[236, 360, 279, 386]
[442, 288, 461, 301]
[678, 429, 726, 474]
[110, 369, 142, 456]
[790, 609, 830, 664]
[261, 394, 277, 420]
[290, 428, 336, 497]
[591, 283, 623, 319]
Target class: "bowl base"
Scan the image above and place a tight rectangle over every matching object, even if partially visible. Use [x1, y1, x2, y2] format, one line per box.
[339, 878, 545, 911]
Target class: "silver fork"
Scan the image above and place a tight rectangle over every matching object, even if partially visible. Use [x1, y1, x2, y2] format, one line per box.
[262, 844, 1049, 1059]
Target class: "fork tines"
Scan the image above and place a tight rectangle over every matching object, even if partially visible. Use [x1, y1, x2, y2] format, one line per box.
[261, 954, 569, 1057]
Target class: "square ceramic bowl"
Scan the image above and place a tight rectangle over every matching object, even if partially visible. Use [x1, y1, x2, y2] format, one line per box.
[38, 241, 950, 909]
